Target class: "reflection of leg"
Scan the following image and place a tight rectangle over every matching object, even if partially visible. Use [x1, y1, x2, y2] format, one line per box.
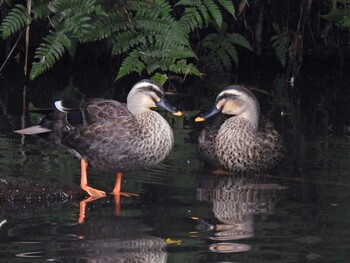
[114, 194, 121, 217]
[80, 159, 106, 197]
[78, 196, 104, 224]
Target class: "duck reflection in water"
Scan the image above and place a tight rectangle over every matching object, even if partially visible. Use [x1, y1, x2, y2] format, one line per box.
[15, 79, 182, 223]
[11, 216, 169, 262]
[195, 174, 286, 253]
[69, 217, 169, 263]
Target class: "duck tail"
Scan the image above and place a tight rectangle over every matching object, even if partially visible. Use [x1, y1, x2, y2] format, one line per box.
[14, 125, 51, 135]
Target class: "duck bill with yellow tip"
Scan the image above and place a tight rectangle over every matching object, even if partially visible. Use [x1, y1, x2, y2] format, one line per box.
[195, 106, 221, 122]
[156, 97, 183, 116]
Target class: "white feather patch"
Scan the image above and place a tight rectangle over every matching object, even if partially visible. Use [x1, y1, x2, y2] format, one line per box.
[54, 100, 70, 113]
[14, 126, 51, 135]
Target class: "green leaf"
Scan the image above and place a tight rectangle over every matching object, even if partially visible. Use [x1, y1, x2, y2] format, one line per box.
[218, 0, 236, 18]
[116, 51, 143, 80]
[30, 31, 72, 80]
[321, 10, 350, 28]
[228, 33, 253, 51]
[270, 33, 291, 67]
[0, 4, 31, 39]
[204, 0, 222, 28]
[151, 73, 168, 85]
[225, 43, 238, 66]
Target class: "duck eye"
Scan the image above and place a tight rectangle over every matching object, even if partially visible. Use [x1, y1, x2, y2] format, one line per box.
[148, 86, 155, 91]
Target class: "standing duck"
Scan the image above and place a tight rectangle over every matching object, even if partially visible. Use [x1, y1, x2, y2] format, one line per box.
[195, 85, 283, 173]
[15, 79, 182, 198]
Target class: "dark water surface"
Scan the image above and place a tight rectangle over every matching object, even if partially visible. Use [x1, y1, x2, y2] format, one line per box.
[1, 72, 350, 262]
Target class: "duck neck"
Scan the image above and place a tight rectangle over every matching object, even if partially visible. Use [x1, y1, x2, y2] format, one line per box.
[135, 110, 172, 138]
[127, 96, 149, 116]
[127, 95, 164, 130]
[135, 110, 174, 165]
[240, 109, 259, 132]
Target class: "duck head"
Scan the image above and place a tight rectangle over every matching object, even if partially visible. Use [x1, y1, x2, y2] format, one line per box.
[127, 79, 182, 116]
[195, 85, 260, 129]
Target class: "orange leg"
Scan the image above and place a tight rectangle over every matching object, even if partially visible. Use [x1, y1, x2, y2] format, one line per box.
[112, 172, 123, 195]
[112, 172, 139, 216]
[80, 159, 106, 198]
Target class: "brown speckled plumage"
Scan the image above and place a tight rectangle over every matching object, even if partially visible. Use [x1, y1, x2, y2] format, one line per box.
[61, 99, 174, 172]
[15, 80, 181, 197]
[197, 85, 283, 173]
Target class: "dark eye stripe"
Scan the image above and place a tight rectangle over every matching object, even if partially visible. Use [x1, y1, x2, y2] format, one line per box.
[153, 89, 163, 98]
[141, 86, 164, 100]
[217, 93, 238, 102]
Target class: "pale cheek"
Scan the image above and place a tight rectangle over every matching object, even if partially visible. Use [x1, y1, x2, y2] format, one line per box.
[141, 97, 156, 108]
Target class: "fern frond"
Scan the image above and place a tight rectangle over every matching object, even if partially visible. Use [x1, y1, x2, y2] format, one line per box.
[48, 0, 99, 17]
[217, 48, 231, 69]
[227, 33, 252, 50]
[178, 0, 235, 32]
[0, 4, 31, 39]
[117, 42, 198, 79]
[122, 0, 151, 10]
[169, 60, 202, 76]
[218, 0, 236, 17]
[223, 40, 238, 66]
[2, 0, 203, 80]
[134, 19, 186, 41]
[110, 0, 197, 79]
[111, 31, 146, 54]
[47, 0, 111, 42]
[31, 2, 50, 20]
[202, 33, 216, 48]
[198, 4, 211, 26]
[181, 5, 212, 32]
[30, 31, 72, 80]
[322, 9, 350, 28]
[117, 50, 144, 79]
[151, 73, 168, 85]
[176, 0, 202, 7]
[225, 46, 238, 67]
[81, 11, 128, 42]
[179, 7, 202, 32]
[201, 30, 251, 72]
[270, 33, 290, 67]
[203, 0, 222, 27]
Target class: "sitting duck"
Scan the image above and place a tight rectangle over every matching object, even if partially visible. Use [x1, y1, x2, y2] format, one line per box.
[195, 85, 283, 173]
[15, 79, 182, 198]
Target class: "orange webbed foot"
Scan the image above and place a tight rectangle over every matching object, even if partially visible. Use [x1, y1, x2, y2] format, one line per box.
[83, 186, 106, 198]
[80, 159, 106, 198]
[112, 190, 139, 197]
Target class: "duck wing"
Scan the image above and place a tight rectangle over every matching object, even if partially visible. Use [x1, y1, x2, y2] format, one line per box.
[60, 100, 141, 171]
[54, 98, 130, 127]
[80, 98, 132, 125]
[256, 117, 284, 162]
